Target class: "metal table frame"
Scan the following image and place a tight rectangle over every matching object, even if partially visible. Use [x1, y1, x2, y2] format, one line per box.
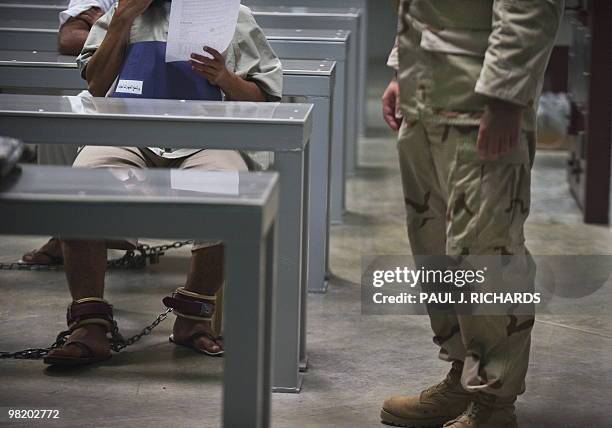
[0, 56, 337, 377]
[0, 26, 351, 225]
[0, 165, 279, 428]
[265, 30, 350, 225]
[0, 3, 364, 168]
[253, 7, 363, 178]
[244, 0, 368, 138]
[0, 94, 312, 393]
[0, 53, 336, 296]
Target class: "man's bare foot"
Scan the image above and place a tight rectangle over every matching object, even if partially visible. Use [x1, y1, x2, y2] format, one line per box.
[44, 324, 111, 365]
[172, 316, 223, 355]
[20, 237, 63, 265]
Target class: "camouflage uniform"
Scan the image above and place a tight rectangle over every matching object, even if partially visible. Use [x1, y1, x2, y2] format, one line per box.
[392, 0, 564, 397]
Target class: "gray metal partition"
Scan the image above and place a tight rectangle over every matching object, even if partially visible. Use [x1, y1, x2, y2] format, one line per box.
[0, 94, 312, 393]
[0, 165, 279, 427]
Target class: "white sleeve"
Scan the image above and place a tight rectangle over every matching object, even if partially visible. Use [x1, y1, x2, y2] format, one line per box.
[59, 0, 114, 27]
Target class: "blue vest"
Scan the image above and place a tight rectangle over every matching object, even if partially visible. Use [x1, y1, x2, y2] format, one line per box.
[111, 41, 222, 101]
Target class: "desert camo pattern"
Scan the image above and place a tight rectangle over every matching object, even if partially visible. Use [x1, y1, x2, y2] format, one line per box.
[395, 0, 564, 397]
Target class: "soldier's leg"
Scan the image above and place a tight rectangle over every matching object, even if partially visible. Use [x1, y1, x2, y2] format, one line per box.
[443, 127, 535, 428]
[397, 121, 468, 362]
[381, 122, 471, 427]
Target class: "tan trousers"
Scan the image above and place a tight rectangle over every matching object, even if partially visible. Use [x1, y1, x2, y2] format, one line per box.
[73, 146, 248, 250]
[397, 121, 536, 397]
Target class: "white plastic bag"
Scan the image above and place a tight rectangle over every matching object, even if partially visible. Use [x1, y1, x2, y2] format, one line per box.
[537, 92, 570, 145]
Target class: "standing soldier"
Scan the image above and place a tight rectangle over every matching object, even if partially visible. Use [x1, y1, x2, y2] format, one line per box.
[380, 1, 564, 427]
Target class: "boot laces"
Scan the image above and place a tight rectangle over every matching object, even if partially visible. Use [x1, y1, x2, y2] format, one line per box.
[422, 364, 461, 398]
[464, 394, 496, 422]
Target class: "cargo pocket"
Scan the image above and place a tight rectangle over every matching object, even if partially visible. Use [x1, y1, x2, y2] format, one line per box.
[446, 126, 531, 255]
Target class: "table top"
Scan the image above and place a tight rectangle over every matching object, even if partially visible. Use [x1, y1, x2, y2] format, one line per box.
[0, 164, 279, 207]
[263, 28, 349, 42]
[0, 49, 76, 67]
[0, 94, 312, 124]
[251, 6, 360, 17]
[0, 51, 336, 77]
[0, 19, 55, 30]
[281, 59, 335, 75]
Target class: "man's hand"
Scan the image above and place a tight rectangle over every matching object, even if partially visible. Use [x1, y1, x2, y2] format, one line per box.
[114, 0, 154, 23]
[477, 98, 524, 161]
[190, 47, 232, 87]
[75, 7, 104, 27]
[382, 78, 403, 131]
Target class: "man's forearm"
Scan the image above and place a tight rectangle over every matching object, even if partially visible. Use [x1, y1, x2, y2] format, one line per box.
[219, 75, 267, 102]
[58, 21, 90, 56]
[85, 16, 133, 96]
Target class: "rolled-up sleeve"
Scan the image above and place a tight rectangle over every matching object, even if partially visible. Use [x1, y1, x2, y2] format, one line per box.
[475, 0, 564, 107]
[387, 37, 399, 71]
[76, 4, 116, 78]
[59, 0, 113, 26]
[234, 10, 283, 101]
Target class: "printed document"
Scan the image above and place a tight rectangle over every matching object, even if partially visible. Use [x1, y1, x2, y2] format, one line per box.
[165, 0, 241, 62]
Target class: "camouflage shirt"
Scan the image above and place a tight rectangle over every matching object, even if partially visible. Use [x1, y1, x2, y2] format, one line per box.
[394, 0, 564, 130]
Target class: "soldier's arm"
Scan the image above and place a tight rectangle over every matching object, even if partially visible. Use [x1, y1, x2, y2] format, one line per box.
[382, 38, 402, 131]
[475, 0, 564, 160]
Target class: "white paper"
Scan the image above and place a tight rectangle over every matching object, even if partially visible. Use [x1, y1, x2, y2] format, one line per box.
[170, 170, 240, 196]
[165, 0, 241, 63]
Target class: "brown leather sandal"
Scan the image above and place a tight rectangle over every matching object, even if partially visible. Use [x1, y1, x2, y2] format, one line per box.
[19, 238, 63, 265]
[163, 287, 224, 357]
[43, 298, 114, 366]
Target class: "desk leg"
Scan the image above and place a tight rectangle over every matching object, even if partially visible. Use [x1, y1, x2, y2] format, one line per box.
[358, 9, 368, 138]
[344, 33, 359, 179]
[330, 60, 347, 225]
[223, 224, 276, 427]
[272, 150, 305, 393]
[306, 95, 331, 296]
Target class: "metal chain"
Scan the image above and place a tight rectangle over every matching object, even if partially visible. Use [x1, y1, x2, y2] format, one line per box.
[0, 240, 194, 272]
[109, 308, 173, 352]
[0, 330, 70, 360]
[0, 308, 174, 360]
[0, 240, 191, 359]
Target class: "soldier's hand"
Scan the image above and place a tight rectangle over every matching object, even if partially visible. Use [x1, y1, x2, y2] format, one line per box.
[477, 98, 523, 161]
[382, 78, 403, 131]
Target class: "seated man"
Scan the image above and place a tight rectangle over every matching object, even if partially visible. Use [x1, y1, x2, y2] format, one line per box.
[21, 0, 116, 264]
[44, 0, 282, 366]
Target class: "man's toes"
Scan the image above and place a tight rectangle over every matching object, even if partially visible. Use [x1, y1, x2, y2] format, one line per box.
[48, 343, 87, 358]
[194, 336, 221, 353]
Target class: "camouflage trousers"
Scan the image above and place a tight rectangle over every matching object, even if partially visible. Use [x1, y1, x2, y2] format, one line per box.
[397, 120, 536, 397]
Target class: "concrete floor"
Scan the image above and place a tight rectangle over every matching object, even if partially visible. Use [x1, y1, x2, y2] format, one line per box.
[1, 66, 612, 427]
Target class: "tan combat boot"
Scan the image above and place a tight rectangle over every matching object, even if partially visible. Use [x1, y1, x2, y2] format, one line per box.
[442, 392, 517, 428]
[381, 361, 472, 427]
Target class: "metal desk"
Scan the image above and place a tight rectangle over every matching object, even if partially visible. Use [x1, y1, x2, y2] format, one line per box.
[0, 51, 336, 292]
[264, 28, 350, 225]
[0, 94, 311, 393]
[0, 164, 278, 428]
[253, 7, 362, 178]
[0, 165, 278, 427]
[244, 0, 368, 139]
[0, 25, 351, 225]
[0, 57, 335, 375]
